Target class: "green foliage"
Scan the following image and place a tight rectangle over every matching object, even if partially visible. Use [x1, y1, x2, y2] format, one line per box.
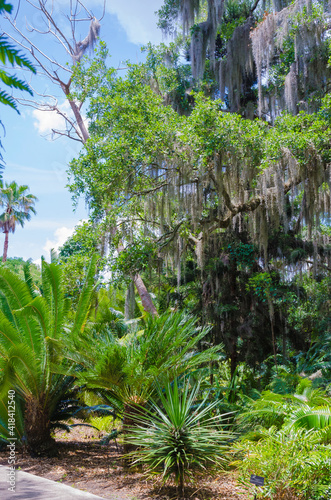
[157, 0, 183, 34]
[236, 387, 331, 498]
[0, 257, 97, 453]
[247, 272, 278, 303]
[112, 238, 157, 283]
[0, 18, 36, 112]
[0, 257, 41, 288]
[91, 287, 127, 337]
[236, 426, 331, 499]
[58, 221, 104, 301]
[68, 310, 222, 413]
[127, 378, 233, 494]
[228, 242, 255, 269]
[287, 275, 331, 342]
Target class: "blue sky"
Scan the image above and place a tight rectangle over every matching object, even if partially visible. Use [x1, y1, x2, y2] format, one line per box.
[0, 0, 164, 264]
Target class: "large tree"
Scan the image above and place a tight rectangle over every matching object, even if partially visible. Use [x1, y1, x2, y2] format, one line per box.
[0, 0, 158, 316]
[67, 40, 331, 370]
[0, 181, 37, 262]
[157, 0, 331, 118]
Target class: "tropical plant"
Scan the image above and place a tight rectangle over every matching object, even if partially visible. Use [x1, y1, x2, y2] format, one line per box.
[0, 256, 96, 455]
[0, 181, 37, 262]
[0, 0, 36, 112]
[126, 378, 234, 496]
[0, 34, 36, 112]
[235, 427, 331, 500]
[238, 386, 331, 431]
[235, 387, 331, 499]
[67, 310, 223, 451]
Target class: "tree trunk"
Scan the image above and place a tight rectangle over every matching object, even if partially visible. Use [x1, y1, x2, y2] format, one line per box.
[24, 396, 56, 457]
[68, 98, 90, 143]
[133, 274, 158, 316]
[124, 280, 136, 320]
[2, 231, 9, 262]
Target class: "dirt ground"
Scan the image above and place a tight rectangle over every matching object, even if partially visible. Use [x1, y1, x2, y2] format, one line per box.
[0, 423, 250, 500]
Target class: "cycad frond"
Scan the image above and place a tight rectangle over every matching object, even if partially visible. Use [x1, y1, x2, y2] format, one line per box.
[0, 310, 21, 354]
[0, 89, 17, 110]
[23, 261, 40, 298]
[0, 396, 24, 441]
[288, 406, 331, 431]
[0, 266, 33, 312]
[0, 69, 33, 94]
[41, 261, 65, 337]
[71, 254, 97, 336]
[1, 343, 45, 398]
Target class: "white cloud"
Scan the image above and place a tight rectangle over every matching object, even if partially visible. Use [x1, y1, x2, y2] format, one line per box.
[32, 100, 70, 134]
[42, 219, 88, 261]
[32, 100, 88, 136]
[43, 226, 75, 259]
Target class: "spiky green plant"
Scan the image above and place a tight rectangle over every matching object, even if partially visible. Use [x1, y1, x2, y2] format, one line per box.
[126, 378, 234, 496]
[0, 256, 96, 455]
[67, 311, 223, 452]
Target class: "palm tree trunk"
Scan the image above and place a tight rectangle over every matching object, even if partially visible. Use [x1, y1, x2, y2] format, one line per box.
[122, 402, 142, 454]
[3, 231, 9, 262]
[24, 396, 56, 456]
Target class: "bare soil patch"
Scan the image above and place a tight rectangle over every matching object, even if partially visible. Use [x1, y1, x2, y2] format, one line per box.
[0, 423, 249, 499]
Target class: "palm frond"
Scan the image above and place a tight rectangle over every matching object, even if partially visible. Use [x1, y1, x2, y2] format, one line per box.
[288, 406, 331, 431]
[71, 254, 97, 336]
[0, 36, 36, 73]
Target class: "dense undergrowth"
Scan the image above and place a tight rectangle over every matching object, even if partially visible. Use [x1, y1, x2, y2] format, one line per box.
[0, 260, 329, 499]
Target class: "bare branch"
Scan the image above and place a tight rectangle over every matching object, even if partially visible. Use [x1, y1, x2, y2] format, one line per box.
[49, 128, 83, 142]
[3, 27, 72, 77]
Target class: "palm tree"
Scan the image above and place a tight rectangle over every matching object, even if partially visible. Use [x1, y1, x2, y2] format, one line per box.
[0, 257, 96, 455]
[0, 181, 37, 262]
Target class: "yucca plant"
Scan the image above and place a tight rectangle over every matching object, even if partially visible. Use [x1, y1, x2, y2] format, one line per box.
[126, 378, 234, 496]
[0, 256, 96, 455]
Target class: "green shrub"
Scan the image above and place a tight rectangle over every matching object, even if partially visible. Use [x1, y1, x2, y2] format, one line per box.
[235, 427, 331, 499]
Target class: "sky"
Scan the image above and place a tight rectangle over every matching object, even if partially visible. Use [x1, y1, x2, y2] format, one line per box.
[0, 0, 165, 265]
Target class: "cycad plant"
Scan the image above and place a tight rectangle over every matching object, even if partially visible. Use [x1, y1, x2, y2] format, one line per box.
[68, 311, 223, 451]
[0, 257, 96, 455]
[126, 378, 234, 496]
